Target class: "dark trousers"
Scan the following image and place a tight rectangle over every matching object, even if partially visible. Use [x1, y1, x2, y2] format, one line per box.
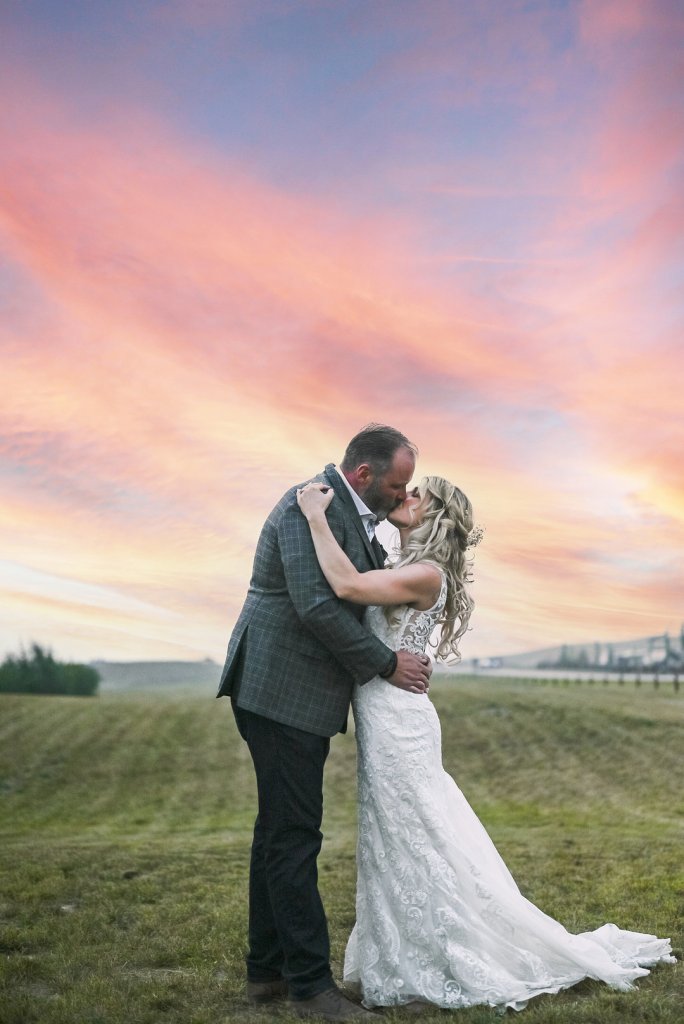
[232, 701, 333, 1001]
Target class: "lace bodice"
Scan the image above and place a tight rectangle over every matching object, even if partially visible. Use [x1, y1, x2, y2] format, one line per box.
[363, 567, 447, 657]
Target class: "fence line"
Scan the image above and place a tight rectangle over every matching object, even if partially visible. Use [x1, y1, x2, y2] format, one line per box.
[456, 669, 680, 693]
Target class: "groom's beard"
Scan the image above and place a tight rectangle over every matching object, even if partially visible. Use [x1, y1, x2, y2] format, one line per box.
[362, 480, 402, 522]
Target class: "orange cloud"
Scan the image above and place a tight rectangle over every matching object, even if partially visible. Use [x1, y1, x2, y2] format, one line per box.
[1, 42, 682, 662]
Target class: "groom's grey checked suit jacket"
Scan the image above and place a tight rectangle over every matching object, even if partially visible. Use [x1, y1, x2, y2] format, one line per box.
[217, 464, 393, 737]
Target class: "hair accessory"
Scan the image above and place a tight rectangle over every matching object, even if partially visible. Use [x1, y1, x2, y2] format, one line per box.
[467, 524, 484, 548]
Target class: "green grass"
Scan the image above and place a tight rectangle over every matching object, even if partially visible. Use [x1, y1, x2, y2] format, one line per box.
[0, 678, 681, 1023]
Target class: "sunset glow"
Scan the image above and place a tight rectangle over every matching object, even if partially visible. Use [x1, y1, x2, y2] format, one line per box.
[1, 1, 682, 664]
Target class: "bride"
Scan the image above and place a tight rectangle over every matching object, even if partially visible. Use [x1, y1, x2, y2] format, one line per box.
[296, 477, 674, 1013]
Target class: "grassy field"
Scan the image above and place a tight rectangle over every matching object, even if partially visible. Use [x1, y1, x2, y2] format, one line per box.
[0, 677, 681, 1023]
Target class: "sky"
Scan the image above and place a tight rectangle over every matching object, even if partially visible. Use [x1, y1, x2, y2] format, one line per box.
[1, 0, 683, 665]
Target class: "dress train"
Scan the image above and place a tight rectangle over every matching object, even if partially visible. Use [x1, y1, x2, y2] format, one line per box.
[344, 577, 675, 1010]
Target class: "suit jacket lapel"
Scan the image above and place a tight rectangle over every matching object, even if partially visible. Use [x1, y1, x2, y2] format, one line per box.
[323, 464, 380, 569]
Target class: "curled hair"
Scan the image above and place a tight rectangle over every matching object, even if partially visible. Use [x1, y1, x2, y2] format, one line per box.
[388, 476, 480, 661]
[340, 423, 418, 476]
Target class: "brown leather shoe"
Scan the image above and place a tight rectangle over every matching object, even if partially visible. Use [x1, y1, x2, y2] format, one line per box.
[246, 977, 289, 1004]
[289, 985, 378, 1019]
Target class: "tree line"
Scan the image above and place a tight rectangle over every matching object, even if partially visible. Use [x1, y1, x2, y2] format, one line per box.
[0, 644, 100, 696]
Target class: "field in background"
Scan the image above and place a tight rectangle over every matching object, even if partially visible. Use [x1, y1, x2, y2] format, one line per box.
[93, 659, 220, 696]
[1, 677, 681, 1023]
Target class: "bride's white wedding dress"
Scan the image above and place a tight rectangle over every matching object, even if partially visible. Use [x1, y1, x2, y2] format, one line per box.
[344, 570, 675, 1011]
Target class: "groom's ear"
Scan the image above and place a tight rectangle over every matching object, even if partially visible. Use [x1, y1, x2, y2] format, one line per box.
[356, 463, 373, 486]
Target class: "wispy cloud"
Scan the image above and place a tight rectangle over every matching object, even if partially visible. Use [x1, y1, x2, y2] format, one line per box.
[0, 2, 682, 661]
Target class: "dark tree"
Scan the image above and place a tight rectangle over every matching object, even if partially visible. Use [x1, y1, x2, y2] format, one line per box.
[0, 644, 100, 696]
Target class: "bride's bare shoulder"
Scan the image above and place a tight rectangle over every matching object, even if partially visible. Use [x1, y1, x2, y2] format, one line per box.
[393, 561, 442, 610]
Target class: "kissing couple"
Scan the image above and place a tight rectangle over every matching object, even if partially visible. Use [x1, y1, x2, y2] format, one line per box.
[218, 423, 673, 1019]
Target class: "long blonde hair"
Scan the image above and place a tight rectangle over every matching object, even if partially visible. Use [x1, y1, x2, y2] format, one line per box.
[389, 476, 479, 661]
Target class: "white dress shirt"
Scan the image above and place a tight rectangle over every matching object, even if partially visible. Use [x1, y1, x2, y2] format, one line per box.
[334, 465, 377, 541]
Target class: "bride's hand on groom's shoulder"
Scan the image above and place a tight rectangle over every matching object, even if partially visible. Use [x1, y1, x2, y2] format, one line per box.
[297, 482, 334, 519]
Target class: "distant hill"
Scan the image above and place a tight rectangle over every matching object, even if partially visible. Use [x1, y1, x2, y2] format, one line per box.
[92, 628, 684, 693]
[91, 659, 220, 694]
[458, 627, 684, 673]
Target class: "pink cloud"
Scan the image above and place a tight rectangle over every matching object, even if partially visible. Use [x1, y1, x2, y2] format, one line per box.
[578, 0, 681, 46]
[1, 77, 552, 451]
[1, 31, 682, 662]
[577, 1, 684, 204]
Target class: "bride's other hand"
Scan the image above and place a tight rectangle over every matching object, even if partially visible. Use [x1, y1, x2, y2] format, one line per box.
[297, 482, 335, 519]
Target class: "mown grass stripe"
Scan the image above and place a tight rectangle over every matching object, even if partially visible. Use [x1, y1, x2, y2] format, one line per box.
[0, 680, 681, 1023]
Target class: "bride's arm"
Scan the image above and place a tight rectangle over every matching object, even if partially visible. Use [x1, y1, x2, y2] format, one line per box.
[297, 484, 441, 608]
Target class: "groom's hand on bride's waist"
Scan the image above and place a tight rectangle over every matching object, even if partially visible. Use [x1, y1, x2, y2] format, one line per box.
[386, 651, 432, 694]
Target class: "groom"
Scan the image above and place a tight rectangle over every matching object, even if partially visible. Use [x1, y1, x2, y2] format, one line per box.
[218, 423, 432, 1021]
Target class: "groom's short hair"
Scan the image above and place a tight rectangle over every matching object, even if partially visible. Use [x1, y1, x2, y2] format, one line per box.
[340, 424, 417, 476]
